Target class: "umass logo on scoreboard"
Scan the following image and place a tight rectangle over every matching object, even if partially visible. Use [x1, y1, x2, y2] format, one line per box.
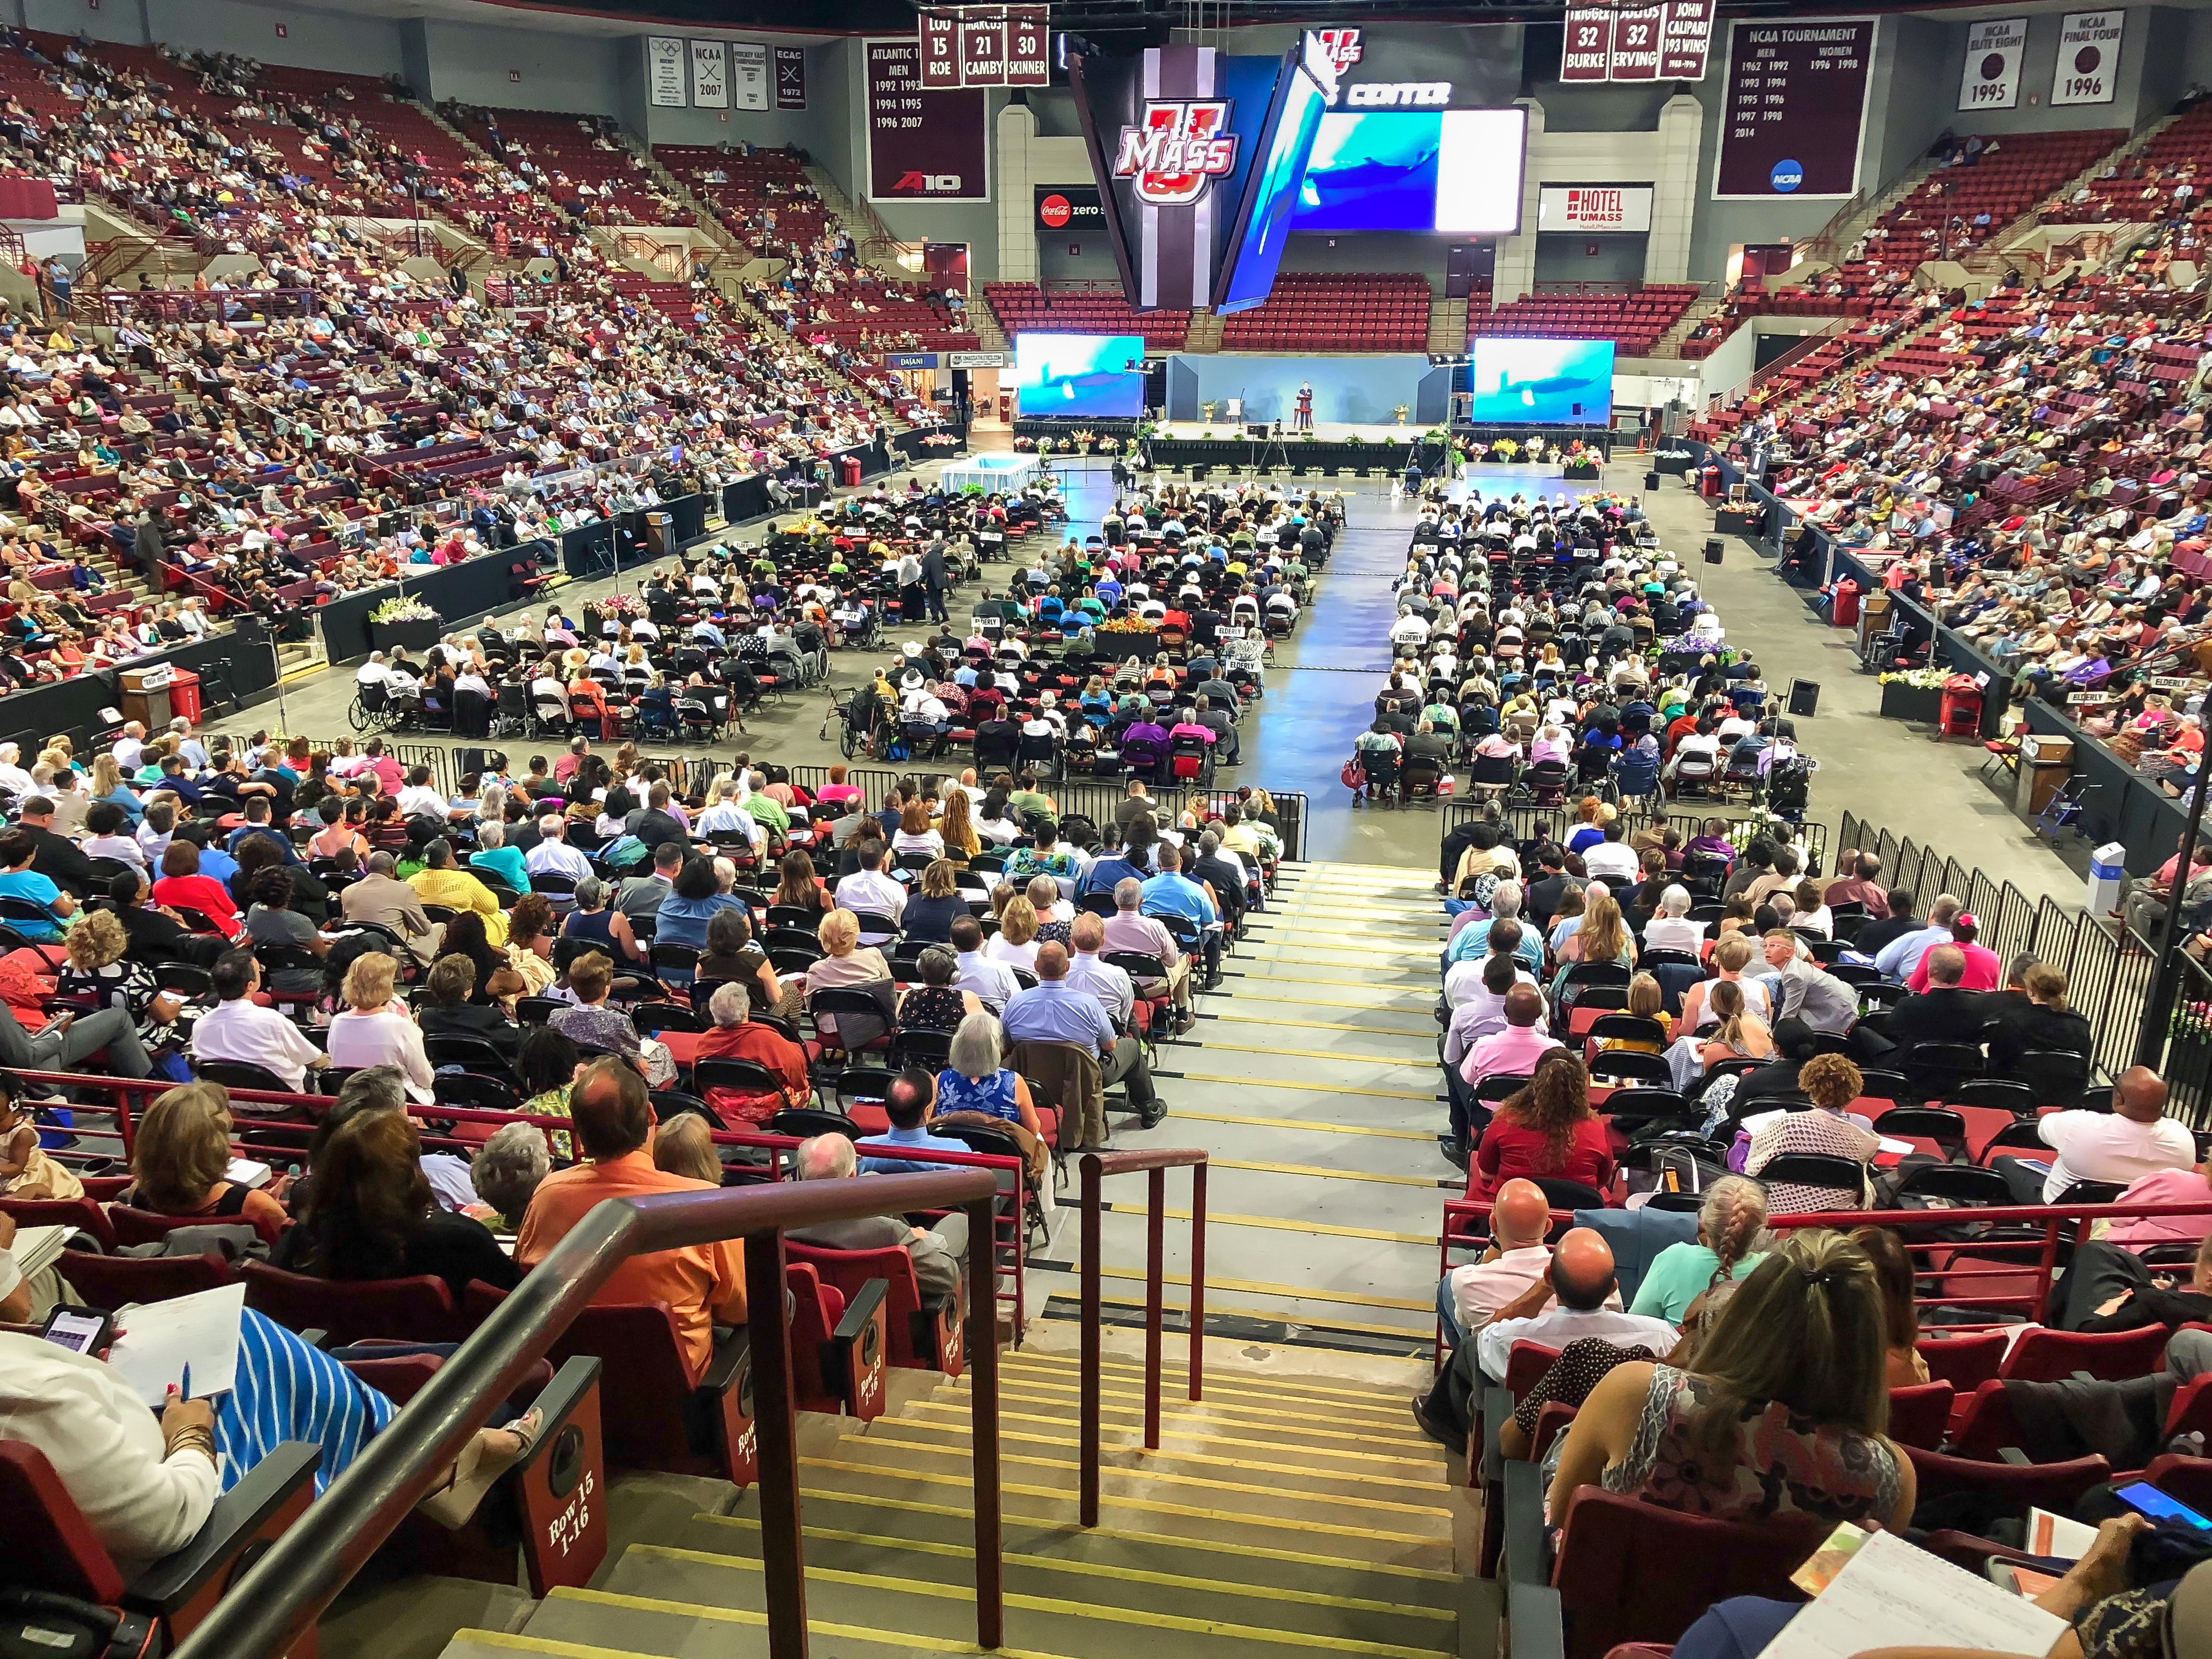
[1112, 101, 1238, 205]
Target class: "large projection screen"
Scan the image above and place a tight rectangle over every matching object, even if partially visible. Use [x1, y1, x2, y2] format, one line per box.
[1290, 108, 1526, 235]
[1468, 339, 1615, 425]
[1014, 332, 1146, 418]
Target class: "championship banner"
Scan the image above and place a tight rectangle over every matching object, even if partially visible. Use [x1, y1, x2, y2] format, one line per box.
[2053, 10, 2122, 106]
[1657, 0, 1714, 80]
[646, 37, 687, 108]
[919, 12, 961, 88]
[731, 42, 769, 111]
[774, 46, 806, 109]
[1959, 17, 2027, 111]
[1712, 17, 1876, 199]
[1007, 6, 1050, 85]
[866, 38, 989, 202]
[690, 41, 727, 109]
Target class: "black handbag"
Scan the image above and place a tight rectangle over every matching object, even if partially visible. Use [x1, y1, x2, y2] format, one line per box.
[0, 1591, 159, 1659]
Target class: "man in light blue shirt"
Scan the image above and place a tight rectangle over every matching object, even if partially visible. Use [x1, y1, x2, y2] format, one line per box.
[1003, 942, 1151, 1142]
[1140, 844, 1222, 985]
[1872, 894, 1961, 981]
[858, 1070, 973, 1174]
[1444, 880, 1545, 975]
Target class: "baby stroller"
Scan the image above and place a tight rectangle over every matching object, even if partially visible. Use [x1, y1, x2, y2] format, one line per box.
[1764, 752, 1815, 820]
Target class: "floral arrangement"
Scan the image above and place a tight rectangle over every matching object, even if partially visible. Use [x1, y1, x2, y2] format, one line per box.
[1200, 400, 1219, 422]
[1492, 437, 1520, 462]
[1070, 430, 1096, 450]
[370, 596, 438, 624]
[595, 592, 645, 619]
[1392, 404, 1410, 425]
[1876, 665, 1948, 689]
[2174, 997, 2212, 1042]
[1099, 615, 1155, 634]
[1012, 436, 1036, 451]
[920, 431, 960, 448]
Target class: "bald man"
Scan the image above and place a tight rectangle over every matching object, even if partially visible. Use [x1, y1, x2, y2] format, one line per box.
[2008, 1064, 2196, 1205]
[1476, 1227, 1678, 1384]
[1439, 1178, 1555, 1341]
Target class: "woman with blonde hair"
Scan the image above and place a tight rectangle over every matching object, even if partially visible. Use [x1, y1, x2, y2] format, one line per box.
[1678, 933, 1770, 1035]
[1548, 1230, 1912, 1530]
[801, 907, 894, 1047]
[126, 1082, 290, 1242]
[1551, 888, 1634, 997]
[326, 950, 436, 1103]
[1745, 1052, 1880, 1213]
[985, 895, 1041, 970]
[59, 908, 182, 1046]
[936, 788, 981, 860]
[1598, 972, 1672, 1052]
[88, 752, 140, 824]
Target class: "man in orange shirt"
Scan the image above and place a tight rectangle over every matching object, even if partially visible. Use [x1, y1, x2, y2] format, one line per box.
[515, 1057, 745, 1382]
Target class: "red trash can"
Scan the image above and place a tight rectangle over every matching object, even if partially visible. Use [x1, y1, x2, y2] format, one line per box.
[1938, 673, 1983, 741]
[1699, 465, 1722, 500]
[168, 669, 202, 724]
[840, 454, 862, 488]
[1832, 579, 1860, 628]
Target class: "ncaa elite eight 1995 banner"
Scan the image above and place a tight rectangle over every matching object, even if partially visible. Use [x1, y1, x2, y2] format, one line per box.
[866, 38, 989, 203]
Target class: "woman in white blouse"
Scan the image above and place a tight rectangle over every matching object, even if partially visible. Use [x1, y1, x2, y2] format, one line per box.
[325, 951, 436, 1104]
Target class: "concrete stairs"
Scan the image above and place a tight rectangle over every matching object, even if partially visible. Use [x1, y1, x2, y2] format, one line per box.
[431, 1343, 1472, 1659]
[801, 164, 913, 280]
[1182, 310, 1225, 353]
[1426, 299, 1467, 356]
[1649, 294, 1724, 359]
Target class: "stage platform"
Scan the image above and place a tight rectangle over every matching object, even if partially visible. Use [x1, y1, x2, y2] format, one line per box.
[1148, 420, 1433, 442]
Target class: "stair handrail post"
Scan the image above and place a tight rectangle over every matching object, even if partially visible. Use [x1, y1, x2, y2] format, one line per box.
[1075, 1148, 1211, 1524]
[1145, 1164, 1166, 1449]
[745, 1224, 809, 1659]
[966, 1192, 1005, 1648]
[1079, 1152, 1104, 1528]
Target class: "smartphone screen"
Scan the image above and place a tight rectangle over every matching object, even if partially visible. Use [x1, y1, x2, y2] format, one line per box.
[42, 1309, 107, 1353]
[2117, 1482, 2212, 1532]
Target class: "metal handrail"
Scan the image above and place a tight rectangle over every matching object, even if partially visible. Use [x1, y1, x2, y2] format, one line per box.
[1077, 1147, 1209, 1527]
[169, 1168, 1004, 1659]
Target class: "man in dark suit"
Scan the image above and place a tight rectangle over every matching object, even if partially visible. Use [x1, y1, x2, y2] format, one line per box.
[921, 537, 949, 624]
[1881, 945, 1997, 1051]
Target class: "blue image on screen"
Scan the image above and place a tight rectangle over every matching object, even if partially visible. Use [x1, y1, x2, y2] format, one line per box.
[1014, 333, 1145, 419]
[1289, 112, 1441, 233]
[1467, 339, 1616, 426]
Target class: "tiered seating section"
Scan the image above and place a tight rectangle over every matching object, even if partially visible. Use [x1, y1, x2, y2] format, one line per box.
[1838, 129, 2122, 286]
[1216, 272, 1430, 351]
[458, 107, 691, 228]
[980, 283, 1191, 351]
[1465, 284, 1700, 356]
[653, 145, 830, 260]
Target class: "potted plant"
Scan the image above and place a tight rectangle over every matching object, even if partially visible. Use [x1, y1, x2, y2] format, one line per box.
[368, 595, 442, 654]
[1393, 404, 1410, 425]
[1876, 665, 1948, 724]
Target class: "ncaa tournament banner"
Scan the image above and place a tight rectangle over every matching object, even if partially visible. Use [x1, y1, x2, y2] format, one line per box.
[689, 41, 727, 109]
[730, 42, 769, 111]
[1958, 18, 2027, 111]
[2052, 11, 2123, 106]
[1538, 185, 1655, 232]
[1712, 18, 1876, 199]
[865, 38, 989, 202]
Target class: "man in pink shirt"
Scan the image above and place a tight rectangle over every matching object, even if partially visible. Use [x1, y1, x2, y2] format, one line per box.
[1905, 914, 2003, 992]
[2105, 1157, 2212, 1249]
[1437, 1178, 1554, 1340]
[1453, 985, 1564, 1160]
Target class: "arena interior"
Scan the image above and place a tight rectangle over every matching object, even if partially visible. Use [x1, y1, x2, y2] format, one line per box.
[8, 1, 2212, 1656]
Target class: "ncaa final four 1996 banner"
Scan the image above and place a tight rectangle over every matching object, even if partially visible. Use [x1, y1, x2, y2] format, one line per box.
[865, 38, 989, 202]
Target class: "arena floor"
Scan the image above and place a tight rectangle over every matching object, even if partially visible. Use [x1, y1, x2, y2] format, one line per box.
[224, 454, 2086, 895]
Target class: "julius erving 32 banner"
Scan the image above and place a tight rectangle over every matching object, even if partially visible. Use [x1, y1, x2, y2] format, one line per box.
[1071, 38, 1338, 313]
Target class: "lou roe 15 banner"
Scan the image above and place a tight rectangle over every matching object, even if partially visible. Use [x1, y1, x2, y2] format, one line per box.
[866, 38, 989, 202]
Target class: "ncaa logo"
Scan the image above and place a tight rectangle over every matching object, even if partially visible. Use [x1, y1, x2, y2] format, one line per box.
[1770, 159, 1804, 193]
[1112, 101, 1238, 206]
[1310, 27, 1363, 76]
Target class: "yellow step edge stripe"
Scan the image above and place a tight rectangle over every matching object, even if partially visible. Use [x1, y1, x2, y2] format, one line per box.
[1227, 973, 1440, 992]
[688, 1500, 1460, 1582]
[1211, 1157, 1443, 1188]
[1030, 1260, 1437, 1314]
[969, 1374, 1428, 1432]
[1186, 1041, 1436, 1069]
[620, 1545, 1450, 1659]
[1250, 942, 1441, 958]
[1089, 1205, 1434, 1247]
[542, 1589, 1071, 1659]
[842, 1436, 1456, 1518]
[944, 1382, 1437, 1443]
[859, 1419, 1445, 1494]
[1013, 1349, 1435, 1394]
[1207, 1013, 1439, 1036]
[689, 1520, 1458, 1625]
[1219, 991, 1437, 1010]
[1062, 1293, 1432, 1340]
[900, 1400, 1446, 1467]
[799, 1458, 1449, 1547]
[1169, 1106, 1438, 1135]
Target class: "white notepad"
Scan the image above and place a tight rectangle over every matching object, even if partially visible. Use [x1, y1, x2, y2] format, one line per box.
[10, 1223, 76, 1278]
[1759, 1529, 2067, 1659]
[106, 1283, 246, 1410]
